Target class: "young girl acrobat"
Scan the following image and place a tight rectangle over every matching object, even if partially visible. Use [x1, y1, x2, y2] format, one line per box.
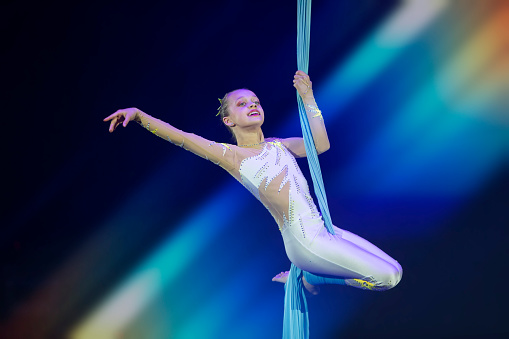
[103, 70, 402, 294]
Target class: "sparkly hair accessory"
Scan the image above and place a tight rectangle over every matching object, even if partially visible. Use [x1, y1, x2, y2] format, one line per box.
[216, 98, 223, 116]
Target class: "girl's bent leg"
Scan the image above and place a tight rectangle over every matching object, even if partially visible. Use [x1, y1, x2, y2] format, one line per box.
[337, 227, 403, 284]
[284, 226, 403, 291]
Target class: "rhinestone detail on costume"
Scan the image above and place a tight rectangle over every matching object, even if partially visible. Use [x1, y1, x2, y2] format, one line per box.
[299, 216, 306, 238]
[209, 142, 232, 156]
[239, 139, 322, 235]
[293, 175, 301, 194]
[346, 276, 385, 291]
[306, 104, 323, 120]
[255, 162, 270, 179]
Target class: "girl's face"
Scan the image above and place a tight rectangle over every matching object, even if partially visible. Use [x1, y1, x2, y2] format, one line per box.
[223, 89, 264, 129]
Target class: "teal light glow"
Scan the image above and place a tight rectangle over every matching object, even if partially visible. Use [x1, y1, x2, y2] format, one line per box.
[70, 185, 247, 338]
[336, 81, 508, 197]
[316, 0, 448, 112]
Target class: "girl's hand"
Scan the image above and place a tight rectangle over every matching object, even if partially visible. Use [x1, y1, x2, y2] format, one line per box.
[293, 70, 313, 100]
[103, 107, 142, 133]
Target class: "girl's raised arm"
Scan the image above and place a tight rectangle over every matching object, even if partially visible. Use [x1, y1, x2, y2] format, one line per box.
[281, 71, 330, 158]
[104, 108, 235, 171]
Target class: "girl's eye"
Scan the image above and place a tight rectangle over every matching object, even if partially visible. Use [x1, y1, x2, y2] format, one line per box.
[238, 102, 245, 106]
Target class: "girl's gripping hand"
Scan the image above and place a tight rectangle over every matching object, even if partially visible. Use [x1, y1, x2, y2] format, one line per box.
[293, 70, 314, 100]
[104, 107, 143, 133]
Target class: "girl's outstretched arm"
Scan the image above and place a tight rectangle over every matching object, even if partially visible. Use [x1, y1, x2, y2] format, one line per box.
[103, 108, 235, 170]
[282, 70, 330, 158]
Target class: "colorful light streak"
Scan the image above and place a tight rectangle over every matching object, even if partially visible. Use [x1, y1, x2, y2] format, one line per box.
[334, 2, 509, 198]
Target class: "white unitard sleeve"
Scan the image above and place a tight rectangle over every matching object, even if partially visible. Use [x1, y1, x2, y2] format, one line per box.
[136, 111, 235, 171]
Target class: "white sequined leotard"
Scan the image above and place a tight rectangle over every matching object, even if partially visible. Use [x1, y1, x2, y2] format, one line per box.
[237, 139, 351, 276]
[137, 112, 402, 287]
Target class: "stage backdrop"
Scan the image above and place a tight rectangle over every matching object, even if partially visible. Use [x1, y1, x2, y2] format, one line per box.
[2, 0, 508, 338]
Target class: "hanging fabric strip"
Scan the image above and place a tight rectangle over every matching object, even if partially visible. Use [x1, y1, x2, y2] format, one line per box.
[283, 1, 336, 338]
[282, 266, 308, 338]
[296, 0, 334, 235]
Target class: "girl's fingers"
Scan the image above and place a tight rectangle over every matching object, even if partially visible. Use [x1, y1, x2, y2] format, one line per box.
[109, 118, 116, 132]
[295, 81, 311, 89]
[294, 77, 310, 85]
[105, 109, 140, 132]
[294, 72, 310, 84]
[103, 113, 116, 121]
[292, 73, 312, 96]
[104, 110, 123, 121]
[110, 116, 124, 132]
[295, 70, 309, 78]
